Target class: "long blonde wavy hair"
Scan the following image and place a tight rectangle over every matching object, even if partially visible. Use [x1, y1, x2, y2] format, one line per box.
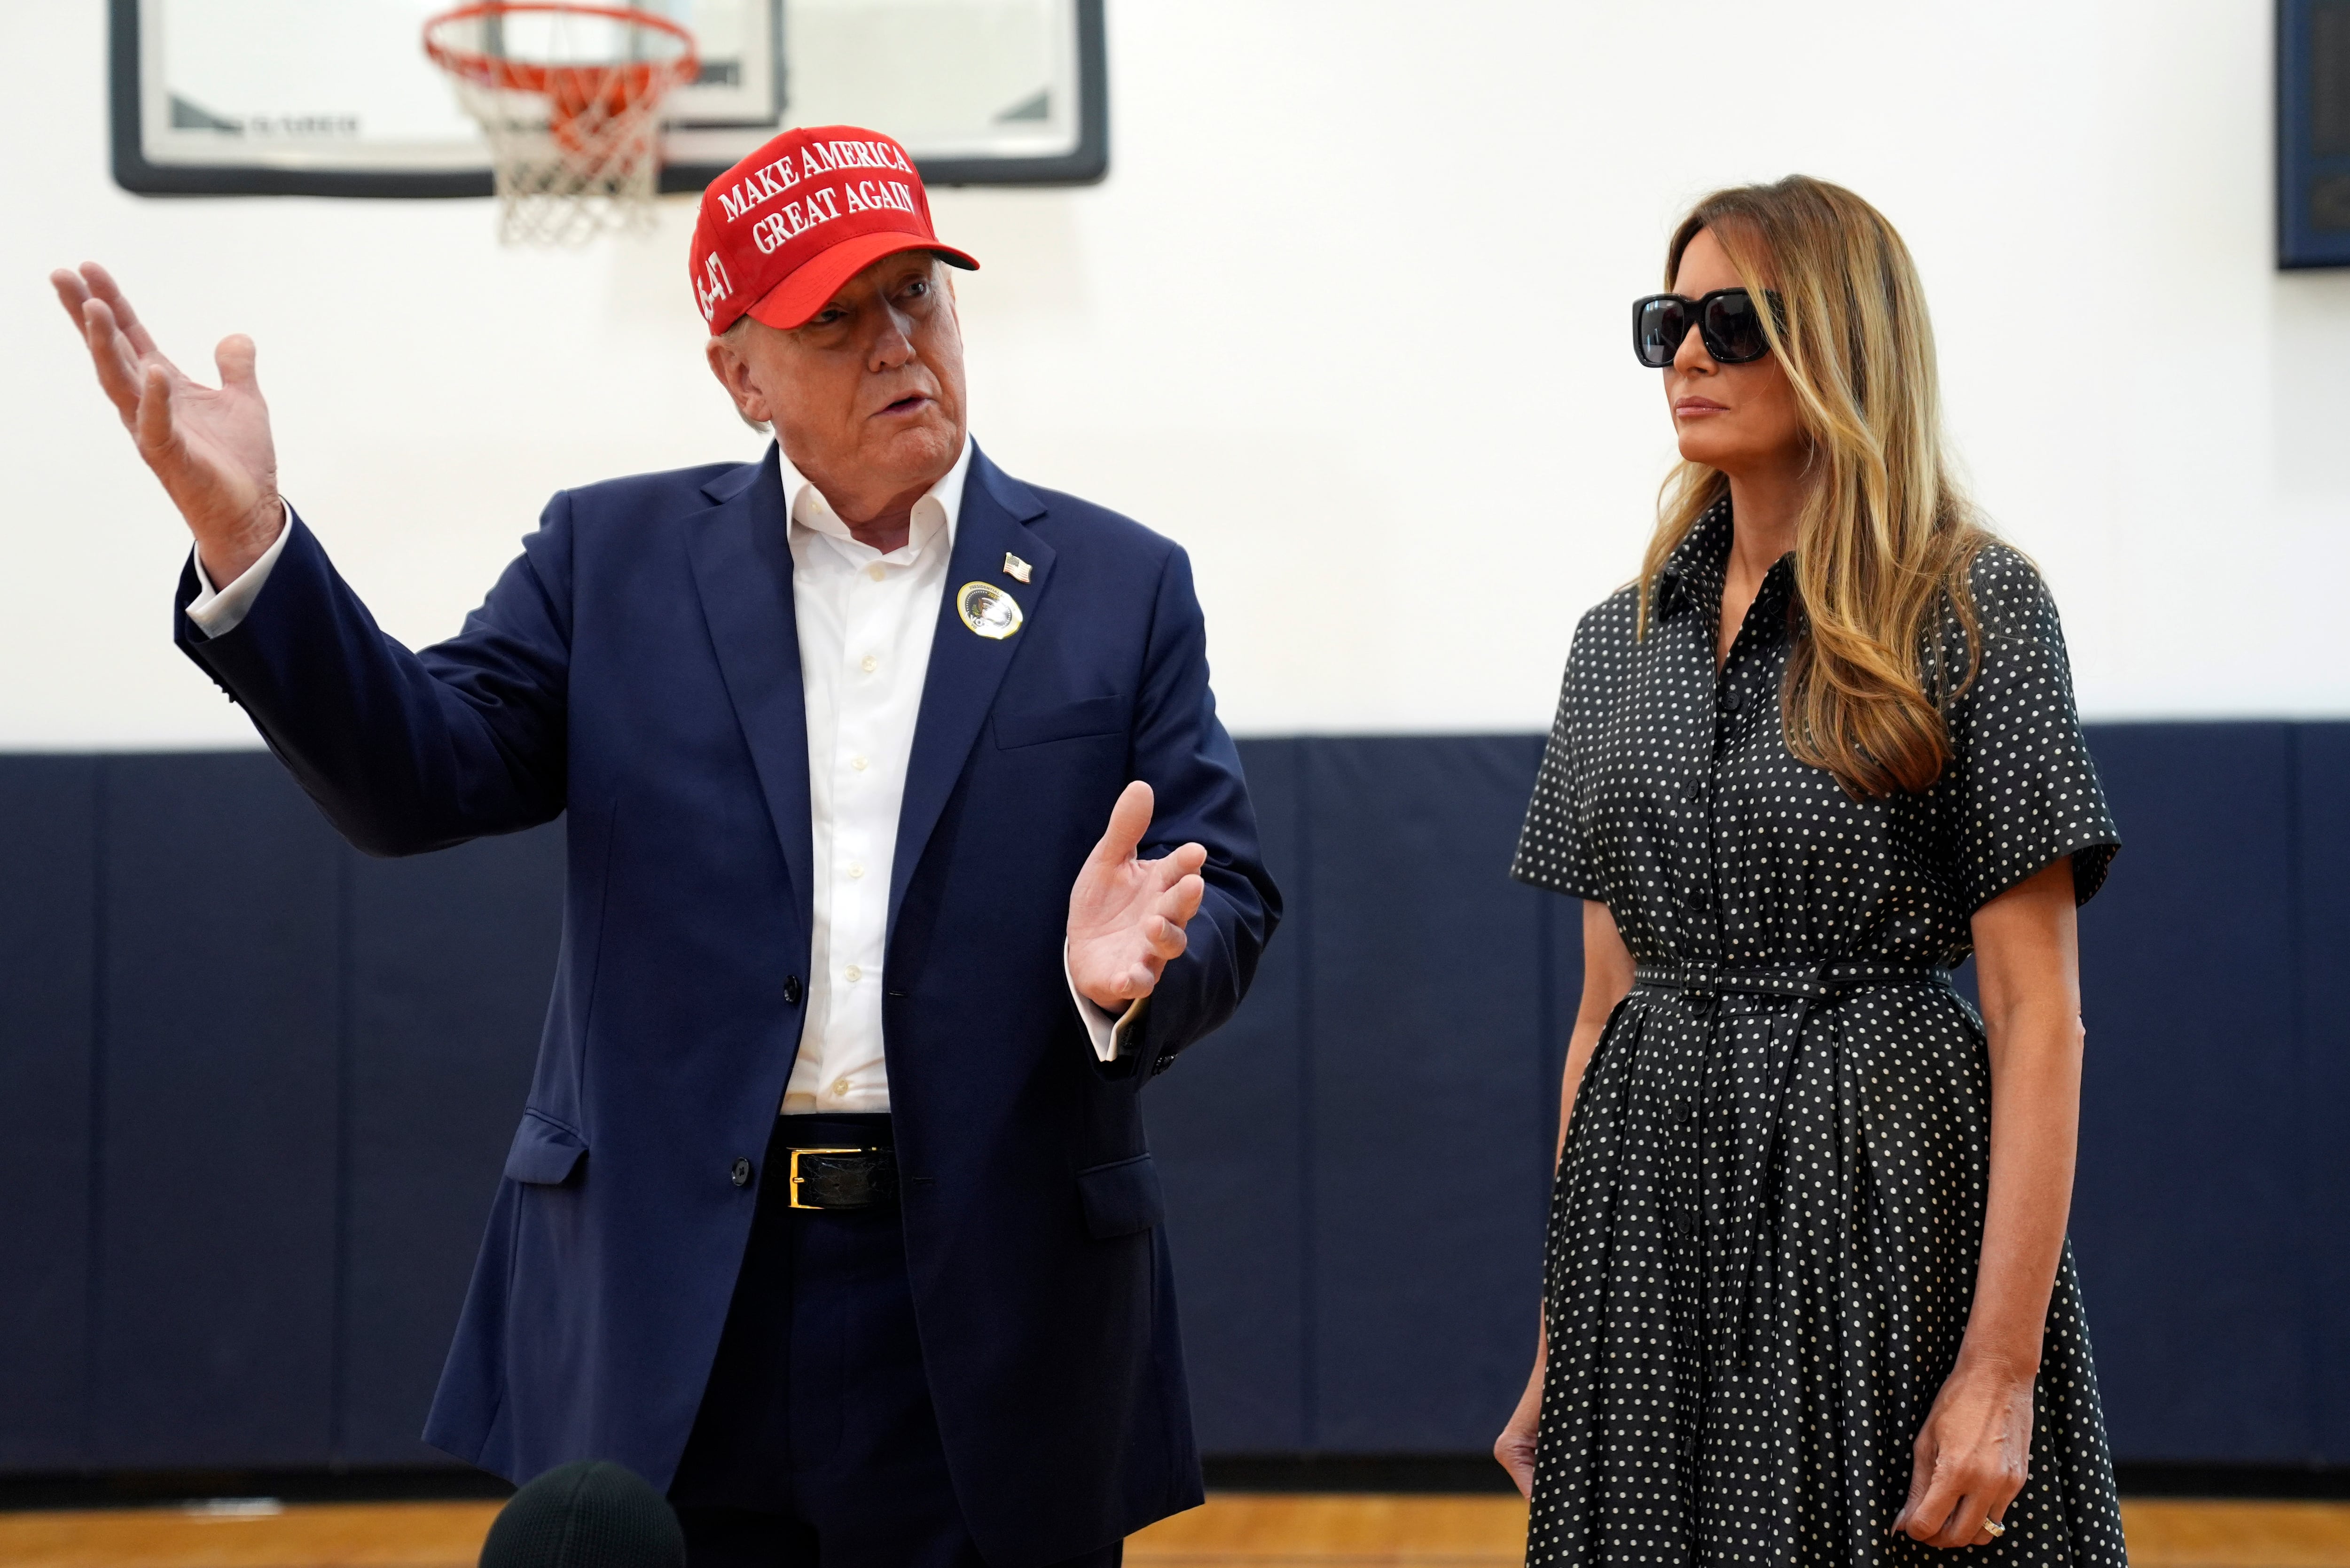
[1638, 177, 1991, 799]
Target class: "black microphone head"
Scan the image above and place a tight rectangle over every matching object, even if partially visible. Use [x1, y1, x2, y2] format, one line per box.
[478, 1459, 686, 1568]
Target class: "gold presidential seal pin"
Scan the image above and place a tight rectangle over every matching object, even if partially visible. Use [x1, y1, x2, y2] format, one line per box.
[1002, 552, 1033, 584]
[956, 581, 1024, 640]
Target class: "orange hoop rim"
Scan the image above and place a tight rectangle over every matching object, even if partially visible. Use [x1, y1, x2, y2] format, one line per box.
[423, 1, 700, 99]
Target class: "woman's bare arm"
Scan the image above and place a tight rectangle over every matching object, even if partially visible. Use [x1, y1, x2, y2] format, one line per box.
[1554, 902, 1636, 1160]
[1495, 901, 1635, 1496]
[1896, 856, 2084, 1547]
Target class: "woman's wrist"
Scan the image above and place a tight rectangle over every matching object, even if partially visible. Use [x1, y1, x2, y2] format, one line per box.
[1951, 1336, 2043, 1383]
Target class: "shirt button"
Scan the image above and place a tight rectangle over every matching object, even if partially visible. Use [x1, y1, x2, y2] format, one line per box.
[830, 1078, 853, 1098]
[847, 863, 865, 879]
[861, 654, 878, 673]
[730, 1158, 752, 1189]
[844, 964, 862, 983]
[852, 756, 869, 772]
[866, 564, 886, 581]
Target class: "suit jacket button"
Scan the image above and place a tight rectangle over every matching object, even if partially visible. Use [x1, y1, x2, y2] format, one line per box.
[730, 1158, 752, 1189]
[783, 975, 804, 1006]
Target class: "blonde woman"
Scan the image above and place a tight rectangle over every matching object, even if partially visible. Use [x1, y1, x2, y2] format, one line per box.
[1494, 177, 2127, 1564]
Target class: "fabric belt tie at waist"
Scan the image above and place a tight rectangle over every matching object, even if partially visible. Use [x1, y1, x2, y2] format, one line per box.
[1631, 961, 1951, 999]
[1629, 960, 1951, 1365]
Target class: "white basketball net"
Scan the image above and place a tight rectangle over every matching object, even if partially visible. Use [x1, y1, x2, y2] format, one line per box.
[425, 5, 699, 246]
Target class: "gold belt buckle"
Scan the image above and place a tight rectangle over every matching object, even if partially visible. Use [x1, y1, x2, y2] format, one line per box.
[787, 1147, 870, 1210]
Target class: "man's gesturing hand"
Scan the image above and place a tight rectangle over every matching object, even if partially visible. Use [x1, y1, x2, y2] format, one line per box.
[1066, 780, 1208, 1015]
[51, 262, 284, 585]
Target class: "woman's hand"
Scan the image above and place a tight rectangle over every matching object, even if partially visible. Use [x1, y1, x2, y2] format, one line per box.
[1893, 1352, 2035, 1548]
[1493, 1336, 1545, 1498]
[1496, 907, 1629, 1501]
[1888, 856, 2080, 1548]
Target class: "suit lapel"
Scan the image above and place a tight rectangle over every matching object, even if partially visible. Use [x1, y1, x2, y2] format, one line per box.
[890, 447, 1055, 933]
[687, 445, 815, 937]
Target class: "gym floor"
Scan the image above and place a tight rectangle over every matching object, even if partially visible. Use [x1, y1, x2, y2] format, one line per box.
[2, 1496, 2348, 1568]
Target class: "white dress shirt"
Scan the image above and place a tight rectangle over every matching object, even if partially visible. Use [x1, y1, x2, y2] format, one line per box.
[183, 506, 291, 636]
[185, 443, 1135, 1115]
[780, 441, 959, 1113]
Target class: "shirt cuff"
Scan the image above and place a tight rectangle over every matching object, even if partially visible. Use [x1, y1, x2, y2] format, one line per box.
[184, 500, 292, 640]
[1063, 943, 1146, 1064]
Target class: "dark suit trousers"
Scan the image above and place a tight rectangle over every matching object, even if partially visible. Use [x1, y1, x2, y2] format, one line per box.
[669, 1115, 1122, 1568]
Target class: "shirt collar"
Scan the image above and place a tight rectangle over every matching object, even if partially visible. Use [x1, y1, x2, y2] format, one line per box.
[777, 433, 974, 564]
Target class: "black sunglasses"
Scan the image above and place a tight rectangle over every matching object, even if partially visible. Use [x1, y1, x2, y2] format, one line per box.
[1631, 288, 1782, 368]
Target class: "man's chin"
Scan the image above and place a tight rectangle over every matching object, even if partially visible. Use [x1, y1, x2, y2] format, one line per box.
[868, 420, 962, 485]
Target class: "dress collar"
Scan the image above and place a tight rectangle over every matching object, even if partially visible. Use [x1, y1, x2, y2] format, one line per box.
[1653, 495, 1800, 639]
[1654, 496, 1736, 621]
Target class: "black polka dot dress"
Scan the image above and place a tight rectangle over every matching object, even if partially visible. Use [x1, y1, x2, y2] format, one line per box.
[1512, 502, 2127, 1567]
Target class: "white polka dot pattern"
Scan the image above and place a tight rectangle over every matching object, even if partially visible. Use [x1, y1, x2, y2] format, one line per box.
[1511, 503, 2127, 1567]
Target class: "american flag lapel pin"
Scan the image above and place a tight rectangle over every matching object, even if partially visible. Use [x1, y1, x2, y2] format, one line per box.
[1002, 552, 1033, 584]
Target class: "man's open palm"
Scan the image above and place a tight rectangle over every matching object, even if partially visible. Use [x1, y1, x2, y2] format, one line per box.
[1067, 781, 1208, 1013]
[51, 262, 283, 583]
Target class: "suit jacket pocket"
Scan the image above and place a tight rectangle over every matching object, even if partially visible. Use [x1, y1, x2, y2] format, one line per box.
[994, 694, 1127, 750]
[504, 1111, 588, 1186]
[1075, 1152, 1163, 1238]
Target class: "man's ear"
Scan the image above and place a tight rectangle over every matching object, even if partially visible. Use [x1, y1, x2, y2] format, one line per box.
[705, 333, 772, 432]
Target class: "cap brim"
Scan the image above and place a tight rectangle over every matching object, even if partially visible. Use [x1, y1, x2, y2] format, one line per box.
[744, 232, 981, 331]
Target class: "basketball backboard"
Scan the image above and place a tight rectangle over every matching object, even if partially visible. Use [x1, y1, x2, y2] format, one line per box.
[2279, 0, 2350, 268]
[108, 0, 1107, 197]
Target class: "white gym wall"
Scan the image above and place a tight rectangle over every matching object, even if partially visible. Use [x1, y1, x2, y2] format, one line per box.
[4, 0, 2346, 748]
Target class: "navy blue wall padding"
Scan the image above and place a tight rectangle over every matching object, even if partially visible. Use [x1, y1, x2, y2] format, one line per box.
[1300, 736, 1556, 1450]
[2299, 726, 2350, 1464]
[2068, 725, 2309, 1462]
[0, 726, 2345, 1472]
[0, 757, 97, 1470]
[92, 754, 344, 1467]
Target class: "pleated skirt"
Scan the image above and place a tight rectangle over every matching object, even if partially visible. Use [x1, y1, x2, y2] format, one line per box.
[1525, 982, 2129, 1567]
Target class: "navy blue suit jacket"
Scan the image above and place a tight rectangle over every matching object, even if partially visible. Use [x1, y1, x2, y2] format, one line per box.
[173, 444, 1278, 1564]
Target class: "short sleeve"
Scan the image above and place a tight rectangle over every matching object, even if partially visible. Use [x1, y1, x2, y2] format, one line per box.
[1943, 546, 2119, 912]
[1512, 620, 1607, 902]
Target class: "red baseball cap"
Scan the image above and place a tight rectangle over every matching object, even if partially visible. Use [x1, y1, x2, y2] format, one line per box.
[688, 125, 978, 334]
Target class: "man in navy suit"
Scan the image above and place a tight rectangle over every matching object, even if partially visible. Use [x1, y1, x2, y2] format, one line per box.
[52, 123, 1277, 1568]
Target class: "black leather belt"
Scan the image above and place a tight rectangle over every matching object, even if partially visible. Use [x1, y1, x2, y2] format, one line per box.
[782, 1145, 898, 1211]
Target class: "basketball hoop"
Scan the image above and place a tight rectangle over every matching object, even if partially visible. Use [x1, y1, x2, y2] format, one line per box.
[424, 2, 699, 245]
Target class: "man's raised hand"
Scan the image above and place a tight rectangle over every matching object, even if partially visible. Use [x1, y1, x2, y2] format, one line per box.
[1066, 781, 1208, 1014]
[51, 263, 284, 585]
